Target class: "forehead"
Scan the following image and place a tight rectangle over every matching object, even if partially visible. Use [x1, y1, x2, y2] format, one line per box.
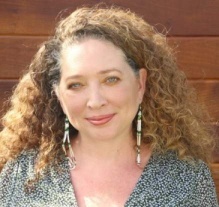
[60, 39, 128, 74]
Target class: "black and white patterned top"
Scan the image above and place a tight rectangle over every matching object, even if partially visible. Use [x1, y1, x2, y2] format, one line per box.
[0, 150, 218, 207]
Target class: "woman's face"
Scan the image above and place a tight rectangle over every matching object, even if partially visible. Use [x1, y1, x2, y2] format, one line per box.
[56, 39, 146, 141]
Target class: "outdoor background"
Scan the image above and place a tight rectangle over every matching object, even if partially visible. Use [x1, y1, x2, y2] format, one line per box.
[0, 0, 219, 200]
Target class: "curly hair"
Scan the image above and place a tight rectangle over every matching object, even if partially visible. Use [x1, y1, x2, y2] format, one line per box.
[0, 5, 215, 176]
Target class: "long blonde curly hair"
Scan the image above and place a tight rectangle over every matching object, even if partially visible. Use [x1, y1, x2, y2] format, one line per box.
[0, 5, 215, 176]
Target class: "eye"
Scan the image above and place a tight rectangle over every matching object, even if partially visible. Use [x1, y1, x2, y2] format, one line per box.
[68, 82, 83, 90]
[105, 76, 120, 85]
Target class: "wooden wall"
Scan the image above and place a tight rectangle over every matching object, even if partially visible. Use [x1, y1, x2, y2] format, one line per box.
[0, 0, 219, 200]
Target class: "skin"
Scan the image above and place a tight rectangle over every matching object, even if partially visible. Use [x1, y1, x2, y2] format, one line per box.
[55, 38, 149, 206]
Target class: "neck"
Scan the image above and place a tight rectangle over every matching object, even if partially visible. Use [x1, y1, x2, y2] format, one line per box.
[72, 133, 137, 167]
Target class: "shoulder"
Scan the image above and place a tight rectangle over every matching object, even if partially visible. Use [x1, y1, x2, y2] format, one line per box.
[148, 151, 214, 184]
[145, 151, 218, 205]
[0, 150, 75, 206]
[0, 149, 38, 204]
[127, 151, 218, 206]
[151, 151, 207, 172]
[15, 148, 38, 164]
[3, 149, 38, 170]
[0, 149, 38, 184]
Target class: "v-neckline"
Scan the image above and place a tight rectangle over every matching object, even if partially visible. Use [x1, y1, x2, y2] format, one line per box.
[124, 152, 157, 206]
[62, 152, 157, 207]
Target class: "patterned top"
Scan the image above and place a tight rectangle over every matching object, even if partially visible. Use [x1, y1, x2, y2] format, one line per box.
[0, 150, 218, 207]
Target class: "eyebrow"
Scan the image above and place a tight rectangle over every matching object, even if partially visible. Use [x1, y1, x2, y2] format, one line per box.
[98, 68, 122, 74]
[65, 68, 122, 80]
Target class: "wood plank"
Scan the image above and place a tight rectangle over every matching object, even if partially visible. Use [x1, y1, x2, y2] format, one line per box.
[0, 80, 17, 115]
[211, 164, 219, 201]
[1, 36, 219, 79]
[0, 0, 219, 36]
[169, 37, 219, 79]
[190, 80, 219, 122]
[0, 36, 47, 78]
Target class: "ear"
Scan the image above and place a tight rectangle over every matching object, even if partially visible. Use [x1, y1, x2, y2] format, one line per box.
[137, 68, 147, 103]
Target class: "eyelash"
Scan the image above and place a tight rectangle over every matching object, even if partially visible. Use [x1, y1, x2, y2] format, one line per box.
[67, 76, 120, 90]
[68, 82, 83, 89]
[105, 76, 120, 84]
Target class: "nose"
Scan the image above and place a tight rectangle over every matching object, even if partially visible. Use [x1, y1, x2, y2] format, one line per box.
[86, 84, 107, 109]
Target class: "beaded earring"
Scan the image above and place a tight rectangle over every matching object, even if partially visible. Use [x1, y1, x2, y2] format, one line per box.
[62, 117, 76, 169]
[136, 106, 142, 165]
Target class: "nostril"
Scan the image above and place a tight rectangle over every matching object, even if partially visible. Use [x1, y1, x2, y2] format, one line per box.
[87, 92, 107, 109]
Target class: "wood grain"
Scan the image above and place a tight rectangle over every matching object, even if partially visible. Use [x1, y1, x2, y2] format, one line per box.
[1, 36, 219, 79]
[190, 80, 219, 122]
[169, 37, 219, 79]
[0, 36, 47, 78]
[0, 80, 17, 115]
[0, 0, 219, 36]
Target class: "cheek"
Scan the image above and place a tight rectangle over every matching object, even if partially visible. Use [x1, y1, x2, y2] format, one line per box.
[59, 93, 86, 117]
[110, 84, 139, 107]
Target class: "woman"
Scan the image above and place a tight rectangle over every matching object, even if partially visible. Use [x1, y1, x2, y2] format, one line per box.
[0, 5, 218, 207]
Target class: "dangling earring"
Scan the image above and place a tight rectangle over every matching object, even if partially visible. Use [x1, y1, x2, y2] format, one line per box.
[136, 105, 142, 166]
[62, 117, 76, 169]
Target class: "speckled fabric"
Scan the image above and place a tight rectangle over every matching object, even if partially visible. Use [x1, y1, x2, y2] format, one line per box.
[0, 150, 218, 207]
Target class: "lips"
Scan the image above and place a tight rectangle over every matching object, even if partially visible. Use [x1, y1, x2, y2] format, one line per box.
[86, 114, 115, 126]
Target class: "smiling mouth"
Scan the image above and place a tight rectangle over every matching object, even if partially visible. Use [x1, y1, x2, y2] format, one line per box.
[86, 114, 115, 126]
